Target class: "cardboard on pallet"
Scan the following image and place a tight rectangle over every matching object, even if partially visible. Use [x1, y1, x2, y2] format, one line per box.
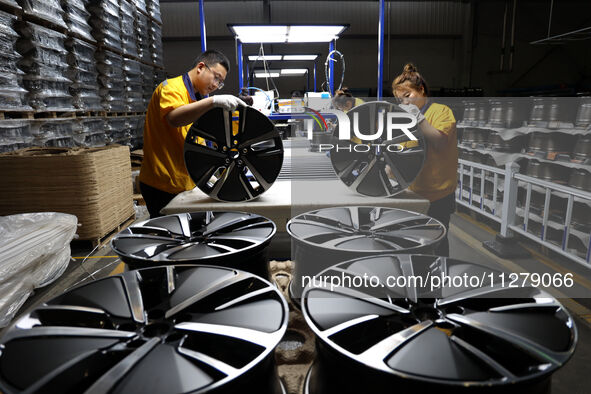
[0, 145, 134, 240]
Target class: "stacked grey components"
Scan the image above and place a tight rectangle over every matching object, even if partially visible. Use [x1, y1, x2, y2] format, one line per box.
[120, 0, 139, 59]
[135, 10, 150, 63]
[0, 265, 289, 394]
[63, 0, 94, 43]
[302, 255, 577, 394]
[65, 37, 101, 111]
[17, 22, 73, 111]
[0, 10, 27, 111]
[95, 49, 125, 111]
[111, 211, 277, 279]
[20, 0, 67, 29]
[123, 58, 144, 112]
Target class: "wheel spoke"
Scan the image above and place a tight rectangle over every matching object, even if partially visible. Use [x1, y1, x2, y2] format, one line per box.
[449, 335, 516, 379]
[83, 338, 160, 394]
[175, 322, 280, 348]
[121, 271, 146, 324]
[357, 321, 433, 372]
[178, 347, 239, 376]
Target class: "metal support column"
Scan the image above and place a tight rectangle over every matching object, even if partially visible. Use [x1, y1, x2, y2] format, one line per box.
[378, 0, 385, 99]
[313, 62, 317, 92]
[482, 161, 529, 258]
[199, 0, 207, 52]
[329, 40, 335, 95]
[237, 40, 244, 90]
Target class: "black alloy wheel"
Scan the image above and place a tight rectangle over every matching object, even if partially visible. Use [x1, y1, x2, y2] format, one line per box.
[287, 206, 445, 302]
[302, 255, 577, 394]
[111, 212, 276, 278]
[329, 101, 426, 197]
[0, 265, 289, 394]
[184, 106, 283, 202]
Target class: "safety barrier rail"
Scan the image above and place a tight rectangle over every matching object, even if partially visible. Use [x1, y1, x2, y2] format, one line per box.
[456, 159, 591, 268]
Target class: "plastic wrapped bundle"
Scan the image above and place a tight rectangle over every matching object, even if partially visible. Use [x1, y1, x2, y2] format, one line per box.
[133, 0, 147, 15]
[149, 21, 163, 66]
[65, 37, 101, 110]
[22, 75, 73, 111]
[0, 120, 33, 153]
[128, 114, 144, 150]
[0, 212, 77, 327]
[96, 49, 125, 111]
[0, 10, 26, 109]
[87, 0, 122, 52]
[72, 117, 107, 147]
[105, 117, 130, 145]
[29, 119, 75, 147]
[147, 0, 161, 24]
[120, 0, 138, 58]
[0, 0, 20, 9]
[63, 0, 95, 43]
[135, 11, 149, 62]
[20, 0, 67, 29]
[123, 58, 143, 112]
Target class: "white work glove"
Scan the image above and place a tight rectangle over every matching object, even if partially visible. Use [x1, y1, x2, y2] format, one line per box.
[399, 103, 426, 124]
[212, 95, 247, 111]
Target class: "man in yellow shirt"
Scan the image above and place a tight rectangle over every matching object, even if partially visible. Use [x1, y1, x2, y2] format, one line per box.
[139, 50, 246, 217]
[392, 63, 458, 256]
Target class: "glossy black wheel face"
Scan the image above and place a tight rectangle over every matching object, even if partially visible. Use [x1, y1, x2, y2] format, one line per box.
[111, 212, 276, 268]
[302, 255, 577, 390]
[184, 106, 283, 202]
[330, 101, 425, 197]
[0, 265, 288, 394]
[288, 207, 445, 254]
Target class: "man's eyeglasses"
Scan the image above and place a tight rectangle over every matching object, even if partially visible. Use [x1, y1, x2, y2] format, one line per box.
[204, 64, 225, 90]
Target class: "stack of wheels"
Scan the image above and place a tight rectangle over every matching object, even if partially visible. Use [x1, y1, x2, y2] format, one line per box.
[287, 206, 446, 305]
[301, 255, 577, 394]
[110, 211, 276, 279]
[0, 265, 289, 394]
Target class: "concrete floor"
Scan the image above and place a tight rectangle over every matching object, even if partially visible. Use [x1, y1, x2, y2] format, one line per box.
[6, 210, 591, 393]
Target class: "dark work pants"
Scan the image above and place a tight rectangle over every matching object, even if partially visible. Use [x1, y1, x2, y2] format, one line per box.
[427, 192, 456, 257]
[139, 182, 178, 218]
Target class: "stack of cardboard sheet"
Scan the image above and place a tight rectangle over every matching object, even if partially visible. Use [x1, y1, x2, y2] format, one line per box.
[0, 145, 134, 240]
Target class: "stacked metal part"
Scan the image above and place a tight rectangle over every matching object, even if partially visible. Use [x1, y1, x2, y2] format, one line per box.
[0, 10, 28, 111]
[17, 22, 73, 111]
[123, 58, 144, 112]
[87, 0, 123, 53]
[62, 0, 94, 43]
[147, 0, 162, 24]
[65, 37, 101, 110]
[128, 114, 144, 150]
[149, 19, 164, 67]
[0, 120, 32, 153]
[96, 49, 125, 111]
[105, 117, 131, 146]
[72, 117, 107, 147]
[140, 62, 155, 108]
[29, 119, 75, 148]
[135, 11, 150, 63]
[20, 0, 67, 29]
[120, 0, 139, 59]
[0, 0, 19, 9]
[133, 0, 148, 15]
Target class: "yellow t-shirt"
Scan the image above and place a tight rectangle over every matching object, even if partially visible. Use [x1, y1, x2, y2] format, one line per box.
[139, 75, 198, 194]
[409, 102, 458, 202]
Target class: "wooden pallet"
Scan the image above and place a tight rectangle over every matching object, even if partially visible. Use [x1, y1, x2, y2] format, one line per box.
[0, 110, 144, 120]
[73, 213, 136, 250]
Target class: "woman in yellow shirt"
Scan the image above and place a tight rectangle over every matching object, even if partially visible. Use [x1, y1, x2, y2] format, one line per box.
[392, 63, 458, 256]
